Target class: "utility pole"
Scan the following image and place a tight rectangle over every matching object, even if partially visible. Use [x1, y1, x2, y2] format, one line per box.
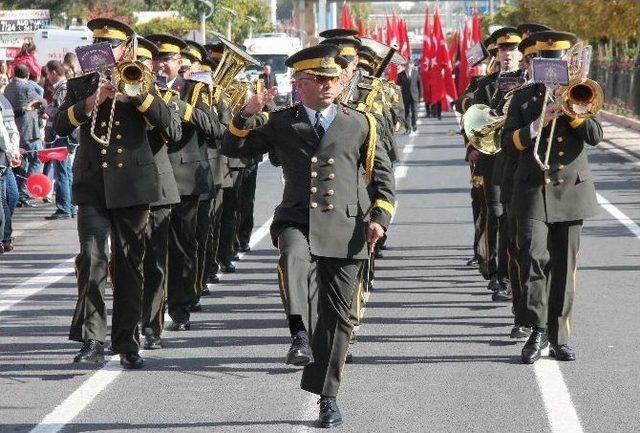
[220, 6, 238, 40]
[197, 0, 214, 44]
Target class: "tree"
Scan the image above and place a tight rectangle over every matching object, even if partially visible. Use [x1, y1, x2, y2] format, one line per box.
[134, 17, 198, 37]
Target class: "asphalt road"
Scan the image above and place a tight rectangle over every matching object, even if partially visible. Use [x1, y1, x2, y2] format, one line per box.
[1, 109, 639, 433]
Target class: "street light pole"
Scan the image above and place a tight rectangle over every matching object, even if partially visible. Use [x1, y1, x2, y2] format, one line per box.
[196, 0, 214, 44]
[247, 16, 258, 40]
[220, 6, 238, 40]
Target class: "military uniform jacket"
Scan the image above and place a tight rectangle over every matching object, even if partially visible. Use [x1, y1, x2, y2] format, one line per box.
[168, 76, 221, 196]
[503, 83, 603, 223]
[55, 73, 181, 209]
[149, 84, 182, 207]
[221, 103, 396, 260]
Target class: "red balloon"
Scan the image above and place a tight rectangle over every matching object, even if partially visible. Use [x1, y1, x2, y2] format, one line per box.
[26, 173, 52, 198]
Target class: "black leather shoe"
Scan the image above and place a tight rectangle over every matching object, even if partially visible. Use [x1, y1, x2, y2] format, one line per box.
[378, 244, 388, 251]
[550, 344, 576, 361]
[345, 350, 353, 364]
[466, 255, 479, 267]
[239, 244, 251, 253]
[374, 250, 383, 259]
[220, 262, 236, 273]
[232, 252, 240, 261]
[120, 352, 144, 369]
[286, 331, 314, 366]
[45, 212, 72, 220]
[73, 339, 105, 363]
[207, 274, 220, 284]
[510, 326, 531, 341]
[487, 276, 500, 292]
[143, 334, 162, 350]
[492, 280, 512, 301]
[168, 320, 191, 331]
[201, 286, 211, 296]
[521, 329, 549, 364]
[190, 301, 203, 312]
[316, 397, 342, 428]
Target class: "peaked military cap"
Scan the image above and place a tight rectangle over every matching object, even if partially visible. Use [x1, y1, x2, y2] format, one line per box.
[491, 27, 522, 47]
[286, 44, 342, 77]
[320, 36, 361, 60]
[517, 23, 553, 39]
[204, 41, 224, 62]
[136, 36, 158, 61]
[146, 34, 188, 57]
[520, 30, 578, 58]
[319, 28, 359, 39]
[185, 40, 207, 62]
[357, 51, 376, 76]
[199, 58, 216, 72]
[88, 18, 134, 43]
[180, 49, 198, 66]
[483, 34, 497, 55]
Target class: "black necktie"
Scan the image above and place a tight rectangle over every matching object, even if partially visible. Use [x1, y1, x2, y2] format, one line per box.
[314, 112, 325, 138]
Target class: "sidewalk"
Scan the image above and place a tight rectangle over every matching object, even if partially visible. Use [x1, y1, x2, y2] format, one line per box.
[600, 111, 640, 161]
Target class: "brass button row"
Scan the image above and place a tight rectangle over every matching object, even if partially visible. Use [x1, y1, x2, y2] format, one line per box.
[310, 156, 335, 165]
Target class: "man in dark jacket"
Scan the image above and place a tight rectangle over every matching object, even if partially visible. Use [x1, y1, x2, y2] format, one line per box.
[55, 18, 182, 369]
[396, 59, 422, 135]
[222, 44, 395, 428]
[4, 63, 45, 206]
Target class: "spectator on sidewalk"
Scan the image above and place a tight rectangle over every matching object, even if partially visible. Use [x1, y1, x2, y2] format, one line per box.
[63, 52, 79, 79]
[0, 60, 9, 92]
[0, 91, 20, 252]
[43, 60, 76, 219]
[4, 63, 45, 207]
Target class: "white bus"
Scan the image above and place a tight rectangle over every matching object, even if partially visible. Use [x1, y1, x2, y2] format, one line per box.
[33, 26, 92, 66]
[242, 33, 302, 106]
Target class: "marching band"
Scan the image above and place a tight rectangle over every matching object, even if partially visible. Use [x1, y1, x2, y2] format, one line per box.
[53, 16, 603, 428]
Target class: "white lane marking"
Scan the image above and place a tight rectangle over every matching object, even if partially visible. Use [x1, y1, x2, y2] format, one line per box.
[0, 258, 74, 316]
[597, 193, 640, 240]
[534, 359, 584, 433]
[28, 216, 274, 433]
[393, 134, 417, 179]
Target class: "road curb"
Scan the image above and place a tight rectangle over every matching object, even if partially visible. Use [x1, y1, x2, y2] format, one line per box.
[600, 110, 640, 132]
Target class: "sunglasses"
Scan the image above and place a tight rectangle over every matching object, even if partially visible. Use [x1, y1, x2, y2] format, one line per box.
[298, 75, 341, 85]
[93, 38, 124, 48]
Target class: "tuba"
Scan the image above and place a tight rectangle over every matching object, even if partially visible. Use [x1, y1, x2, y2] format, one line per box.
[210, 34, 261, 108]
[89, 36, 154, 145]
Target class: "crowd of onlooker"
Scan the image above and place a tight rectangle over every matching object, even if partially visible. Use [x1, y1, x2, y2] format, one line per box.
[0, 41, 79, 254]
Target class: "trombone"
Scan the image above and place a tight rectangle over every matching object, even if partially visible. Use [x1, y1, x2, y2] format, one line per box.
[532, 43, 604, 170]
[89, 36, 154, 145]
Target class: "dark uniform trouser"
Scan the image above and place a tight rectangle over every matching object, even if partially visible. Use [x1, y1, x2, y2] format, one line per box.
[203, 187, 223, 283]
[516, 218, 582, 345]
[237, 163, 258, 248]
[69, 204, 149, 354]
[277, 227, 318, 332]
[218, 171, 242, 263]
[504, 202, 524, 325]
[483, 180, 503, 279]
[167, 195, 199, 322]
[278, 227, 362, 397]
[470, 183, 482, 258]
[141, 205, 171, 337]
[195, 194, 216, 296]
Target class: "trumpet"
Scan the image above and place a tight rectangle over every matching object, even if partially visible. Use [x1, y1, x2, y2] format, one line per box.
[532, 43, 603, 170]
[89, 36, 154, 145]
